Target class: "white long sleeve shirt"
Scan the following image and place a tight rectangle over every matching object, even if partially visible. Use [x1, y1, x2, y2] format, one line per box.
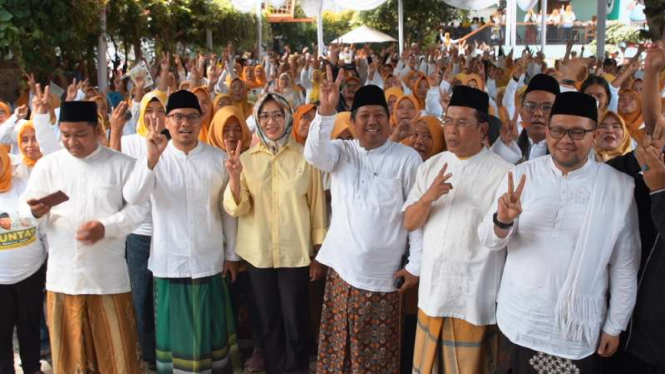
[19, 146, 149, 295]
[478, 156, 640, 359]
[0, 114, 20, 154]
[32, 113, 61, 155]
[304, 113, 424, 292]
[503, 74, 526, 121]
[123, 141, 239, 279]
[404, 149, 512, 325]
[120, 134, 152, 236]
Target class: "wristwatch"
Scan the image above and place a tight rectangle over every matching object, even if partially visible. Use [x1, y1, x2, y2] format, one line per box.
[493, 212, 513, 230]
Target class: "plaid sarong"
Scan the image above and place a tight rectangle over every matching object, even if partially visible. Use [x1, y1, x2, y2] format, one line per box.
[412, 309, 499, 374]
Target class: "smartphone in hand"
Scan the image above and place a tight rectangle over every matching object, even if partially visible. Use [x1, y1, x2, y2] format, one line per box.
[36, 190, 69, 207]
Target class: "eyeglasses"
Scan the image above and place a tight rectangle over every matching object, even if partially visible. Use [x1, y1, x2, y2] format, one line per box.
[258, 111, 285, 123]
[168, 113, 201, 123]
[523, 102, 554, 113]
[442, 118, 478, 129]
[548, 126, 594, 140]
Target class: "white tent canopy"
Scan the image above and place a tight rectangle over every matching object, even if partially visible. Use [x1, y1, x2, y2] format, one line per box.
[331, 25, 397, 44]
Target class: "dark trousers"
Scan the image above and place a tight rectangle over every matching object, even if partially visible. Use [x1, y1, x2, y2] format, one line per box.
[229, 270, 264, 349]
[125, 233, 155, 363]
[0, 265, 46, 374]
[513, 343, 599, 374]
[247, 265, 310, 374]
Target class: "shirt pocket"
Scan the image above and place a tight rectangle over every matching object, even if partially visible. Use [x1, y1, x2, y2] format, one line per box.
[369, 174, 402, 207]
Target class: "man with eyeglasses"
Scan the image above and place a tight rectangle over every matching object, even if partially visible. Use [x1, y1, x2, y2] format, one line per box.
[123, 90, 241, 373]
[479, 91, 640, 374]
[404, 85, 512, 374]
[492, 74, 560, 165]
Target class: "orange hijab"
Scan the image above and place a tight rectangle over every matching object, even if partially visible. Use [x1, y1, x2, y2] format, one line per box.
[401, 115, 446, 160]
[412, 76, 429, 110]
[385, 87, 404, 103]
[391, 95, 421, 127]
[207, 106, 252, 153]
[254, 65, 268, 88]
[191, 86, 214, 143]
[242, 66, 261, 90]
[0, 144, 11, 193]
[17, 122, 41, 168]
[461, 73, 485, 91]
[0, 102, 11, 124]
[618, 89, 645, 144]
[292, 103, 317, 144]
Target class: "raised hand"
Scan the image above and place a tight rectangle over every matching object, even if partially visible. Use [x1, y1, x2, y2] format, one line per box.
[25, 72, 37, 93]
[32, 84, 51, 115]
[160, 52, 170, 74]
[422, 163, 453, 204]
[318, 64, 342, 116]
[225, 140, 243, 181]
[390, 120, 411, 142]
[146, 115, 168, 170]
[645, 42, 665, 74]
[14, 104, 28, 120]
[500, 116, 519, 146]
[110, 101, 130, 133]
[496, 172, 526, 225]
[635, 129, 665, 192]
[428, 65, 441, 88]
[66, 78, 78, 101]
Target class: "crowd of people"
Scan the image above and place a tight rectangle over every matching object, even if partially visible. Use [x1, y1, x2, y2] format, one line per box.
[0, 31, 664, 374]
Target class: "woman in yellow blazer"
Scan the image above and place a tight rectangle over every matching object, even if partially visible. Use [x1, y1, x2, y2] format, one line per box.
[223, 92, 327, 374]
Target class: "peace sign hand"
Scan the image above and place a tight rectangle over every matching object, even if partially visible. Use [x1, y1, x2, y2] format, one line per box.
[635, 127, 665, 192]
[318, 64, 343, 116]
[110, 101, 130, 133]
[66, 78, 78, 101]
[500, 118, 519, 146]
[146, 115, 168, 170]
[496, 172, 526, 225]
[32, 84, 51, 115]
[422, 163, 453, 204]
[225, 140, 243, 181]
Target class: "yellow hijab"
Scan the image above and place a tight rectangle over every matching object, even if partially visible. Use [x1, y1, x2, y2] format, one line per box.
[595, 111, 633, 162]
[0, 144, 11, 193]
[207, 105, 252, 153]
[618, 89, 646, 144]
[135, 90, 168, 137]
[332, 112, 356, 140]
[400, 115, 446, 160]
[17, 121, 41, 168]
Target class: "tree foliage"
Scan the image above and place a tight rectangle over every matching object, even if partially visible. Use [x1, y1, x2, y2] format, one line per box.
[356, 0, 467, 46]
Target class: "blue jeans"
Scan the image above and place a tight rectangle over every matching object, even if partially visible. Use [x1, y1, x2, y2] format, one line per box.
[125, 233, 155, 363]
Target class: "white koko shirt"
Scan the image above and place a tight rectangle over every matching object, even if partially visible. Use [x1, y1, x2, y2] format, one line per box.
[478, 156, 640, 359]
[123, 141, 239, 279]
[20, 146, 148, 295]
[304, 113, 424, 293]
[404, 148, 512, 325]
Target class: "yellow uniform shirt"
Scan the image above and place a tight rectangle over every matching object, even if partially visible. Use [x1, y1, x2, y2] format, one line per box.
[223, 138, 327, 268]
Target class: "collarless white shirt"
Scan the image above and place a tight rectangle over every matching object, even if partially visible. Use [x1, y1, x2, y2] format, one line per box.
[404, 149, 512, 325]
[304, 113, 424, 293]
[478, 156, 640, 359]
[123, 141, 239, 279]
[20, 146, 149, 295]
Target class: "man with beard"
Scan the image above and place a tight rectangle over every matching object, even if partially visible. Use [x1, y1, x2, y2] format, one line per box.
[336, 76, 361, 113]
[479, 91, 640, 374]
[491, 74, 560, 164]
